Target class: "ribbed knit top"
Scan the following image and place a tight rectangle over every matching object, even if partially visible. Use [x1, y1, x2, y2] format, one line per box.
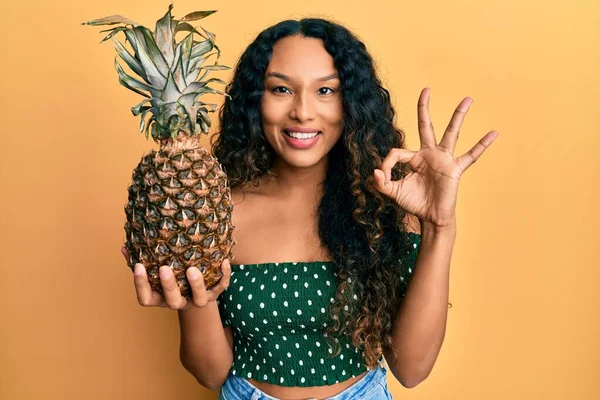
[216, 232, 421, 387]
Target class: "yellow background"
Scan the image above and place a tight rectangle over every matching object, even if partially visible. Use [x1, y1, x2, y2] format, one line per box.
[1, 0, 598, 398]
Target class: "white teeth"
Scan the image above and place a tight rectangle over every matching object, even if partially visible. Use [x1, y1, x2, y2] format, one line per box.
[287, 131, 319, 139]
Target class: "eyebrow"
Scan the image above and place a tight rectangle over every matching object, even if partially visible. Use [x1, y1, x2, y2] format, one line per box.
[265, 72, 340, 82]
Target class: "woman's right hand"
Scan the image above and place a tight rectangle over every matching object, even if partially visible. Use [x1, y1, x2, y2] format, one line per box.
[121, 246, 231, 310]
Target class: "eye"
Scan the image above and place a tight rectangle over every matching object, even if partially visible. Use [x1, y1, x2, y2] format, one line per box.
[318, 87, 336, 95]
[272, 86, 291, 94]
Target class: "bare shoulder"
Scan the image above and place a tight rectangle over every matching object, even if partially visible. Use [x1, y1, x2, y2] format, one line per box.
[402, 213, 421, 234]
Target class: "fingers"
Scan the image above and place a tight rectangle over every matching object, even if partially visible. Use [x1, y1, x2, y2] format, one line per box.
[186, 259, 232, 307]
[377, 148, 416, 185]
[456, 130, 499, 172]
[133, 264, 167, 308]
[159, 266, 189, 310]
[417, 88, 437, 148]
[209, 259, 232, 298]
[131, 258, 234, 310]
[373, 168, 401, 202]
[185, 266, 209, 307]
[439, 97, 472, 153]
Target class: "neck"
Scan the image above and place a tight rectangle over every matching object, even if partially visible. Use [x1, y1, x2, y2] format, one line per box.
[264, 156, 328, 200]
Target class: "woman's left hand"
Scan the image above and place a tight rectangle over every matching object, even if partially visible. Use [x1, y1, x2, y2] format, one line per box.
[373, 88, 499, 229]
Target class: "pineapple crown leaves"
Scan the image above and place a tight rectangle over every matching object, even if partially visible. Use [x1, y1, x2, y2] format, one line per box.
[81, 3, 231, 142]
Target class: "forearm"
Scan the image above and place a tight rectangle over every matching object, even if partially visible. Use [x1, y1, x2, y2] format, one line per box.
[385, 221, 456, 388]
[178, 302, 233, 390]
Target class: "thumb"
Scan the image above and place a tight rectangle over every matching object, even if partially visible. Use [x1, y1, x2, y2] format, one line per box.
[373, 169, 397, 199]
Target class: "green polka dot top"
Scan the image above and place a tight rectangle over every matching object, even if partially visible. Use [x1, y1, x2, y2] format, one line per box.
[216, 232, 421, 387]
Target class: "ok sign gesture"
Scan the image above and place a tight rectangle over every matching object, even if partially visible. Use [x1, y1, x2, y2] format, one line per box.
[373, 88, 499, 228]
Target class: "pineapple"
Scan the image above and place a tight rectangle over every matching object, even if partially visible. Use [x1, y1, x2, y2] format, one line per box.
[82, 4, 236, 298]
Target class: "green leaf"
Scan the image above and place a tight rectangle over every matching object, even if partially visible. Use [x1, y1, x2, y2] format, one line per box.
[202, 86, 227, 96]
[182, 77, 227, 95]
[201, 64, 230, 71]
[174, 21, 208, 40]
[112, 37, 147, 83]
[190, 40, 214, 60]
[194, 101, 219, 112]
[144, 116, 155, 139]
[154, 3, 175, 67]
[131, 98, 152, 116]
[98, 26, 128, 43]
[181, 81, 209, 95]
[177, 92, 202, 128]
[180, 10, 217, 22]
[188, 56, 214, 79]
[114, 57, 158, 98]
[162, 69, 183, 102]
[81, 14, 139, 27]
[177, 33, 194, 76]
[138, 107, 153, 134]
[172, 49, 187, 93]
[195, 68, 209, 83]
[205, 77, 227, 85]
[139, 113, 146, 133]
[151, 121, 158, 140]
[138, 26, 170, 76]
[131, 27, 168, 89]
[196, 24, 216, 42]
[185, 68, 202, 85]
[123, 29, 139, 58]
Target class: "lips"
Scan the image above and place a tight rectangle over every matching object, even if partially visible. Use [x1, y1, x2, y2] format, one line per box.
[282, 129, 321, 149]
[284, 127, 321, 133]
[283, 129, 322, 138]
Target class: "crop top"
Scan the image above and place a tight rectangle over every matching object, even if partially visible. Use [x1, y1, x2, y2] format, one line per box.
[216, 232, 421, 387]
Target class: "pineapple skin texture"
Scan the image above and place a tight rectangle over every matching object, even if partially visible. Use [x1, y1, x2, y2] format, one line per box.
[124, 145, 235, 298]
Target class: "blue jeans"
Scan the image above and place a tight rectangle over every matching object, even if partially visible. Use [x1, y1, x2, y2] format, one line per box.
[219, 364, 393, 400]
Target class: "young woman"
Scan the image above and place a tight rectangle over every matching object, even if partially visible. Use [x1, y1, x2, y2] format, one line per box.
[122, 18, 498, 400]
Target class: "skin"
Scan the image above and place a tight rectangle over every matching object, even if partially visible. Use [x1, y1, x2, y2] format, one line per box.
[122, 33, 499, 396]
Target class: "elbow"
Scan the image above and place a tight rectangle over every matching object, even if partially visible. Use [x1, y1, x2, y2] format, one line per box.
[179, 356, 227, 392]
[399, 376, 426, 389]
[182, 364, 226, 392]
[398, 372, 430, 389]
[389, 364, 431, 389]
[202, 381, 225, 392]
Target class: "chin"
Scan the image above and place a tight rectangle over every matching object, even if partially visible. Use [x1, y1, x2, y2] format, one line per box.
[280, 154, 326, 169]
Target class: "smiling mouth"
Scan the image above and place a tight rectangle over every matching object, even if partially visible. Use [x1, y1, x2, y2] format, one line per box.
[283, 130, 322, 139]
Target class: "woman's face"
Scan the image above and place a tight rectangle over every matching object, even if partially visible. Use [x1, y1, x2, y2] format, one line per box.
[261, 35, 343, 169]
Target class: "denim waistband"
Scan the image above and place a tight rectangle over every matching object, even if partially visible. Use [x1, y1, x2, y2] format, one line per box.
[219, 363, 388, 400]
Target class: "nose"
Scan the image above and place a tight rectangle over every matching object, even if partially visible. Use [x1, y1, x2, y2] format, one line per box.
[289, 91, 315, 122]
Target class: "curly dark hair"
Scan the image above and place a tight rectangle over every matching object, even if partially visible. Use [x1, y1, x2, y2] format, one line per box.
[211, 18, 420, 369]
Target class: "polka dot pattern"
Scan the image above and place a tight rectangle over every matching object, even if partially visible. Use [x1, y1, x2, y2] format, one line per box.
[215, 233, 421, 387]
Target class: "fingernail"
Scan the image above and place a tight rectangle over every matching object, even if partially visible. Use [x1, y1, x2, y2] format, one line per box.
[188, 268, 199, 280]
[134, 264, 143, 276]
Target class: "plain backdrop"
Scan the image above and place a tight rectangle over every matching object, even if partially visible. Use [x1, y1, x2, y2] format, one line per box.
[0, 0, 598, 399]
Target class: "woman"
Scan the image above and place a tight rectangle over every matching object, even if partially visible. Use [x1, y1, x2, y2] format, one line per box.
[122, 18, 498, 400]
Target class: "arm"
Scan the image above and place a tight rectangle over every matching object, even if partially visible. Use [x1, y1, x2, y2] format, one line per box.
[178, 304, 234, 391]
[384, 217, 456, 388]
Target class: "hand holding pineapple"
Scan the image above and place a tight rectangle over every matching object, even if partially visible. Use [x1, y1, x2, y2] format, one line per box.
[122, 246, 231, 309]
